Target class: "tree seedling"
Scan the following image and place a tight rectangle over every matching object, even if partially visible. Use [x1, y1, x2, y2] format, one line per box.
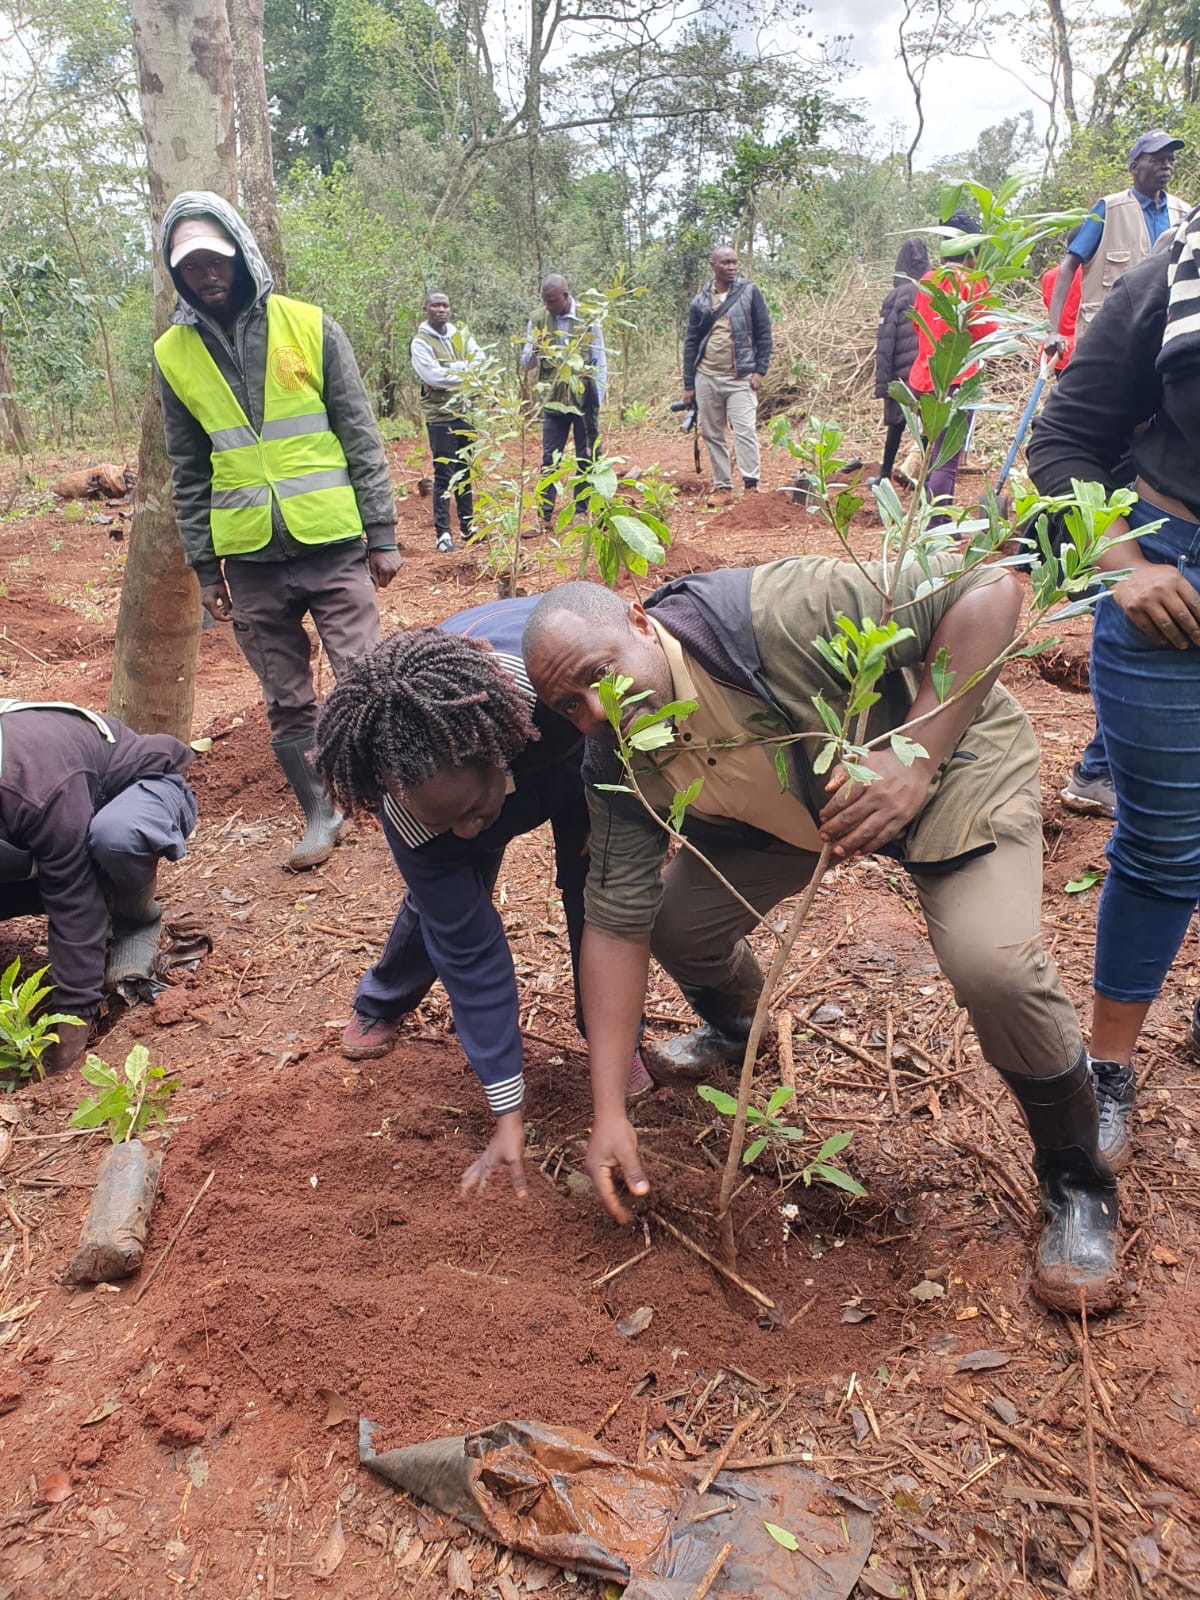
[698, 1083, 867, 1195]
[0, 959, 81, 1086]
[69, 1044, 180, 1144]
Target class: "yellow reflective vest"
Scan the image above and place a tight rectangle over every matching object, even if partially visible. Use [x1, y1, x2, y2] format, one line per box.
[154, 295, 364, 558]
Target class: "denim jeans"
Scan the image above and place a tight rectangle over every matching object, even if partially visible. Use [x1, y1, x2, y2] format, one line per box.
[1092, 496, 1200, 1002]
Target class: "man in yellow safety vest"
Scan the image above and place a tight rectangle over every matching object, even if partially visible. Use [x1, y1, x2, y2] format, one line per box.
[155, 192, 401, 870]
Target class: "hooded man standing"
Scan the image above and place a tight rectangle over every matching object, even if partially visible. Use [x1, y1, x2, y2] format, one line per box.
[154, 192, 401, 870]
[682, 245, 773, 503]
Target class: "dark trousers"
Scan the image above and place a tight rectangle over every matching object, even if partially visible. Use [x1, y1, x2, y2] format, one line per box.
[355, 764, 589, 1034]
[226, 541, 380, 744]
[0, 773, 197, 922]
[539, 383, 600, 515]
[880, 420, 905, 478]
[427, 415, 473, 539]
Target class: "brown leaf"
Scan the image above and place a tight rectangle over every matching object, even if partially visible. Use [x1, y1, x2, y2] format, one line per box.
[81, 1398, 120, 1426]
[1128, 1534, 1161, 1582]
[990, 1394, 1019, 1427]
[446, 1547, 474, 1596]
[312, 1515, 346, 1580]
[955, 1349, 1011, 1372]
[841, 1306, 874, 1324]
[850, 1406, 870, 1445]
[39, 1470, 73, 1504]
[1151, 1246, 1180, 1267]
[316, 1388, 351, 1428]
[616, 1306, 653, 1338]
[859, 1562, 907, 1598]
[1065, 1540, 1096, 1592]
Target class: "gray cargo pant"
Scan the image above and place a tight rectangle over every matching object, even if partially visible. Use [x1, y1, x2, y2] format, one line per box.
[224, 541, 381, 743]
[694, 372, 761, 488]
[650, 787, 1082, 1082]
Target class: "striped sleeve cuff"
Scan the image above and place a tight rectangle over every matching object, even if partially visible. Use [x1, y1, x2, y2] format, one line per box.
[484, 1073, 525, 1117]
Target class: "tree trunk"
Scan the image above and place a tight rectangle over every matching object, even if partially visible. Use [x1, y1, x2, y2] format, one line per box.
[110, 0, 237, 739]
[1044, 0, 1077, 127]
[226, 0, 287, 288]
[0, 323, 30, 457]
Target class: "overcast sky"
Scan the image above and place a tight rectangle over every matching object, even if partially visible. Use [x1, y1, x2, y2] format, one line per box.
[818, 0, 1046, 164]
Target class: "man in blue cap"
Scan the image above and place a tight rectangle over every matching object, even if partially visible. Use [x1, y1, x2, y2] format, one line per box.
[1044, 129, 1191, 819]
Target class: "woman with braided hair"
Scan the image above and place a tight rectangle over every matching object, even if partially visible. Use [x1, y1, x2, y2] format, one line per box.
[315, 597, 650, 1201]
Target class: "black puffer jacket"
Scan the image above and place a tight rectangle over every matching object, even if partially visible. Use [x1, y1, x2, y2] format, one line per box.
[874, 237, 931, 425]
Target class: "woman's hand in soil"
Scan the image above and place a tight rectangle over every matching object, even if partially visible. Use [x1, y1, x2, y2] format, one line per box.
[460, 1111, 529, 1202]
[587, 1114, 649, 1224]
[1112, 564, 1200, 649]
[819, 749, 930, 858]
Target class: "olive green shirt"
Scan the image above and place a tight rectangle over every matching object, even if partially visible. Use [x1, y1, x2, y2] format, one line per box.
[584, 551, 1038, 937]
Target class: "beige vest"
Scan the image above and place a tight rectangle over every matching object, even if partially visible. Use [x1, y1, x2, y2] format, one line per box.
[1079, 189, 1190, 328]
[633, 621, 822, 852]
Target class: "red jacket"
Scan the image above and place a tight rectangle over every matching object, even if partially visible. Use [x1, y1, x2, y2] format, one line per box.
[908, 269, 998, 393]
[1040, 264, 1080, 370]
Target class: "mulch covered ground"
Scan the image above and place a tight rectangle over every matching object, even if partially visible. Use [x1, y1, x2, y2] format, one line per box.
[0, 435, 1198, 1599]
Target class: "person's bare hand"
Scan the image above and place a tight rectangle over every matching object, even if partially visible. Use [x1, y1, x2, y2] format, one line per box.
[819, 748, 931, 858]
[367, 549, 403, 589]
[1043, 332, 1068, 359]
[460, 1111, 529, 1200]
[1112, 564, 1200, 649]
[749, 372, 763, 392]
[586, 1113, 648, 1223]
[682, 388, 695, 405]
[200, 580, 232, 621]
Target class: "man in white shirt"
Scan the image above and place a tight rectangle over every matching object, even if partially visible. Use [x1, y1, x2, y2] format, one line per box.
[411, 291, 483, 553]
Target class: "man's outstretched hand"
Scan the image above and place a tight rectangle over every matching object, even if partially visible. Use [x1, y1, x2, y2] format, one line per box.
[587, 1113, 649, 1223]
[819, 748, 931, 858]
[460, 1110, 529, 1201]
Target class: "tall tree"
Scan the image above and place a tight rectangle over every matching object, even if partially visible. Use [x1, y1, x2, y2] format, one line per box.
[108, 0, 237, 738]
[227, 0, 287, 285]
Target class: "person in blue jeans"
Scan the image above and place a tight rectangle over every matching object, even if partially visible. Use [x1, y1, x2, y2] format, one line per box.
[1028, 211, 1200, 1175]
[314, 598, 649, 1201]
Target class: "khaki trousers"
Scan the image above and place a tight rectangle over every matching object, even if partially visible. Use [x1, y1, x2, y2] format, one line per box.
[649, 790, 1082, 1081]
[694, 372, 761, 488]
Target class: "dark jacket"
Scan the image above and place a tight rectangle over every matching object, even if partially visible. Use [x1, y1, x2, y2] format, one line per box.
[874, 238, 930, 426]
[1027, 250, 1199, 517]
[0, 710, 191, 1015]
[155, 192, 398, 587]
[682, 278, 773, 389]
[380, 597, 587, 1115]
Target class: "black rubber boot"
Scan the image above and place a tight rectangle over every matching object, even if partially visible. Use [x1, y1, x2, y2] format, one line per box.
[1188, 997, 1200, 1059]
[641, 946, 764, 1083]
[273, 737, 347, 871]
[1001, 1053, 1121, 1315]
[104, 872, 162, 988]
[1089, 1057, 1136, 1172]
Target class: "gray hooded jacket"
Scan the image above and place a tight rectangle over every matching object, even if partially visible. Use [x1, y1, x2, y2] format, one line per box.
[156, 192, 397, 584]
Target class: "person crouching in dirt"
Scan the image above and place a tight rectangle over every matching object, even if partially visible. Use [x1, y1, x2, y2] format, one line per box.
[1027, 212, 1200, 1190]
[867, 235, 930, 489]
[523, 567, 1120, 1315]
[154, 192, 401, 873]
[315, 599, 650, 1199]
[0, 701, 196, 1075]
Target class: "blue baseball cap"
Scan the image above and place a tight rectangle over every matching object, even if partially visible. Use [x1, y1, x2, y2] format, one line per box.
[1128, 129, 1185, 163]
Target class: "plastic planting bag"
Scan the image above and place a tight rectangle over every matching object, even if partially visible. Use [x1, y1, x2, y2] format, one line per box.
[66, 1141, 162, 1284]
[361, 1417, 873, 1599]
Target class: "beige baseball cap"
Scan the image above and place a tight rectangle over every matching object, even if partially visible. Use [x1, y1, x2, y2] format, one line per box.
[169, 216, 237, 269]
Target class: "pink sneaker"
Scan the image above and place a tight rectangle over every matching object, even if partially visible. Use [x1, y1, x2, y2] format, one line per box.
[627, 1048, 654, 1098]
[342, 1010, 402, 1061]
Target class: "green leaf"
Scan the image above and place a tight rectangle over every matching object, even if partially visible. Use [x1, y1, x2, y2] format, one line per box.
[908, 1278, 945, 1301]
[611, 513, 667, 563]
[80, 1054, 119, 1088]
[628, 723, 676, 753]
[1064, 871, 1102, 895]
[697, 1084, 738, 1117]
[765, 1084, 796, 1119]
[813, 694, 843, 740]
[807, 1163, 868, 1198]
[774, 745, 790, 793]
[667, 777, 704, 833]
[764, 1521, 800, 1551]
[889, 734, 928, 768]
[816, 1130, 853, 1161]
[743, 1136, 769, 1165]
